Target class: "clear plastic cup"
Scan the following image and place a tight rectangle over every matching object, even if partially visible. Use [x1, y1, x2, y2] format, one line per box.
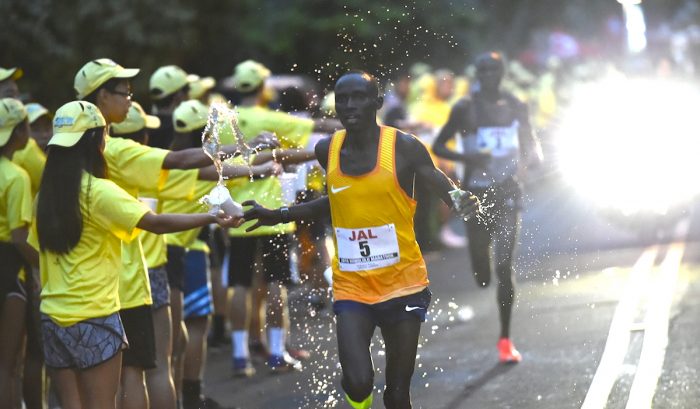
[279, 172, 297, 205]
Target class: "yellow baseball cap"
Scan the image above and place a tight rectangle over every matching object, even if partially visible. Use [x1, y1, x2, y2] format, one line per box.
[231, 60, 270, 92]
[0, 98, 28, 147]
[26, 103, 50, 124]
[74, 58, 139, 99]
[49, 101, 106, 147]
[173, 100, 209, 133]
[111, 101, 161, 135]
[150, 65, 189, 100]
[0, 67, 23, 82]
[187, 74, 216, 99]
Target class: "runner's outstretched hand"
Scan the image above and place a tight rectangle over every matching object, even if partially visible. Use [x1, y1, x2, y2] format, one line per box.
[453, 190, 481, 221]
[241, 200, 282, 232]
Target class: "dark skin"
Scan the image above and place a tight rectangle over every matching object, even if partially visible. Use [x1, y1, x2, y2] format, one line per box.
[243, 72, 479, 229]
[244, 71, 479, 409]
[433, 52, 541, 171]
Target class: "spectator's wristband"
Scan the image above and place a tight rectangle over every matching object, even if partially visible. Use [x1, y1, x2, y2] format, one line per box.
[280, 207, 290, 223]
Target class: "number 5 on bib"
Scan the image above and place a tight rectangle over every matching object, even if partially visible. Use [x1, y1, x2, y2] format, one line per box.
[335, 224, 401, 272]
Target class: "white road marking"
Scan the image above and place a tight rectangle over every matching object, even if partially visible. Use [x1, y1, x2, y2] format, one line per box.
[581, 246, 658, 409]
[625, 242, 685, 409]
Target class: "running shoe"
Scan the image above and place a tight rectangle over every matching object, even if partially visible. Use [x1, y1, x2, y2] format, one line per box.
[287, 346, 311, 361]
[497, 338, 522, 363]
[268, 352, 302, 373]
[232, 357, 256, 378]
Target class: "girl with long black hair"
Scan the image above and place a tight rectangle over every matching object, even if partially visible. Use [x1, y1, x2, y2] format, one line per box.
[29, 101, 241, 409]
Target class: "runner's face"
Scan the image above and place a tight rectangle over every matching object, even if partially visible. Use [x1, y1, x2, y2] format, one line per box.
[476, 59, 504, 91]
[334, 74, 381, 130]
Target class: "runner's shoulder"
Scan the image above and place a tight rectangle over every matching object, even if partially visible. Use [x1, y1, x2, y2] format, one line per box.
[314, 135, 332, 169]
[394, 129, 431, 160]
[500, 91, 528, 111]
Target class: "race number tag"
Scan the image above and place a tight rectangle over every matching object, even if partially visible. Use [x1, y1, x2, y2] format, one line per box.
[475, 121, 519, 158]
[335, 224, 400, 272]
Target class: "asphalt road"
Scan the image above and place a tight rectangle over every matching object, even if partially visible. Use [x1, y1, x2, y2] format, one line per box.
[202, 179, 700, 409]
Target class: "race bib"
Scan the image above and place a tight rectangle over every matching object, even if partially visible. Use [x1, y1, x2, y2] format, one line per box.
[335, 224, 400, 272]
[475, 121, 519, 158]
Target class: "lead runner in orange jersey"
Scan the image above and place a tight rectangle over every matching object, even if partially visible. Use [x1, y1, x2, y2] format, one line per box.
[242, 71, 480, 409]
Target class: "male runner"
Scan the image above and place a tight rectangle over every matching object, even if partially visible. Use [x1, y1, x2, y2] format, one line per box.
[432, 52, 543, 363]
[243, 71, 479, 409]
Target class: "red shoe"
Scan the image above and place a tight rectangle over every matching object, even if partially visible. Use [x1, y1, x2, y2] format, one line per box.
[497, 338, 522, 363]
[287, 347, 310, 361]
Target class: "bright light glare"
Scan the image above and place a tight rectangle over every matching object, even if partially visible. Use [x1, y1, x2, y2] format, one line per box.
[623, 4, 647, 53]
[556, 77, 700, 215]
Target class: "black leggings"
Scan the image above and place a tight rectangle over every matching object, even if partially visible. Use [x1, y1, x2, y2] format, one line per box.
[337, 312, 421, 409]
[466, 187, 521, 339]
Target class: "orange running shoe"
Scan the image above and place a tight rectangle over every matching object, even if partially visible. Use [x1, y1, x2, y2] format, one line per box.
[497, 338, 522, 363]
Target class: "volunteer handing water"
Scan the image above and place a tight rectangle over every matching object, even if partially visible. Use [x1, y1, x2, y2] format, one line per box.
[242, 71, 479, 409]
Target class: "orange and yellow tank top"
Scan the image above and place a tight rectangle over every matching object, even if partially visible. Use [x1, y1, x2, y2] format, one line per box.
[327, 126, 428, 304]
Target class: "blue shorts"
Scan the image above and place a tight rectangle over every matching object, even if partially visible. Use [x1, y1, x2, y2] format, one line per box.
[184, 250, 213, 319]
[333, 287, 432, 328]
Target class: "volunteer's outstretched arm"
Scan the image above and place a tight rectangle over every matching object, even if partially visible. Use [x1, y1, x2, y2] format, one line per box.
[241, 137, 331, 231]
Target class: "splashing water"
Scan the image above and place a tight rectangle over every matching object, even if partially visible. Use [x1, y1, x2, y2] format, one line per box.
[200, 103, 245, 217]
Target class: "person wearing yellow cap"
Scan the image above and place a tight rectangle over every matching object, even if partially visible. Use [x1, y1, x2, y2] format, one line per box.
[12, 104, 49, 197]
[187, 74, 216, 104]
[0, 67, 22, 98]
[222, 59, 341, 375]
[8, 101, 49, 409]
[25, 103, 52, 150]
[111, 99, 275, 409]
[28, 100, 242, 409]
[162, 99, 279, 409]
[0, 98, 37, 407]
[74, 58, 272, 409]
[149, 65, 191, 149]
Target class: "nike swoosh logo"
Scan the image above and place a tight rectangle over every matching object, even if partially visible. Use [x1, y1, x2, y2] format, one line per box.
[405, 306, 424, 312]
[330, 185, 351, 194]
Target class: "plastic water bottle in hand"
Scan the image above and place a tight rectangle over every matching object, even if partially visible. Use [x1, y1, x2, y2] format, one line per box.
[202, 185, 243, 218]
[450, 188, 479, 221]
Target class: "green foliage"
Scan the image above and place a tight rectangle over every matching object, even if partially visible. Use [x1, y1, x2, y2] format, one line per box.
[1, 0, 620, 109]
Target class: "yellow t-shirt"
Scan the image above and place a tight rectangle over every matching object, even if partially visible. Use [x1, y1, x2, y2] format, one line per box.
[0, 157, 32, 242]
[12, 138, 46, 198]
[104, 136, 198, 309]
[162, 179, 216, 249]
[139, 169, 201, 269]
[220, 106, 313, 237]
[28, 173, 150, 326]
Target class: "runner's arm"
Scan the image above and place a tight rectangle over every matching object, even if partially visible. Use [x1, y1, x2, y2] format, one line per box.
[405, 134, 480, 215]
[241, 138, 332, 231]
[432, 100, 469, 163]
[241, 196, 331, 232]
